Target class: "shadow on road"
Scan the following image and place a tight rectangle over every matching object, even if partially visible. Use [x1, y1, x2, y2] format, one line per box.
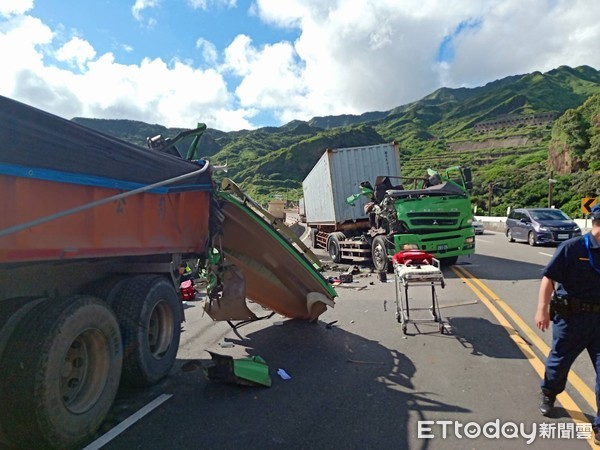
[448, 253, 546, 281]
[170, 320, 469, 449]
[448, 317, 527, 359]
[102, 319, 471, 449]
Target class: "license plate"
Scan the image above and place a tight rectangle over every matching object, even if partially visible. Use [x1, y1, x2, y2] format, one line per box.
[437, 244, 448, 251]
[557, 234, 569, 240]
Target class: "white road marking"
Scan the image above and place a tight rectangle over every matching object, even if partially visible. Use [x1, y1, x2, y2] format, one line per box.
[538, 252, 554, 257]
[82, 394, 172, 450]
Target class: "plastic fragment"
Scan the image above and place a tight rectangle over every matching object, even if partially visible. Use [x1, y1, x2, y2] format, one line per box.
[277, 368, 291, 380]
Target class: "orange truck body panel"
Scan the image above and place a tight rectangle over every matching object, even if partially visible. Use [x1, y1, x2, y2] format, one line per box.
[0, 175, 210, 263]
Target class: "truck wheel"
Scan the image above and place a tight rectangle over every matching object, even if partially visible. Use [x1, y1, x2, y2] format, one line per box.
[327, 233, 343, 263]
[82, 275, 128, 304]
[0, 297, 49, 447]
[372, 235, 392, 273]
[0, 296, 47, 361]
[0, 296, 122, 449]
[110, 275, 182, 387]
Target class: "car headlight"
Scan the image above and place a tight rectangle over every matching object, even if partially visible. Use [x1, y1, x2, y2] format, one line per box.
[537, 226, 549, 232]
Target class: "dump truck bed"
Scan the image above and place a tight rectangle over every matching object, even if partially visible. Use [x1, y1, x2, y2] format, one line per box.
[0, 95, 213, 263]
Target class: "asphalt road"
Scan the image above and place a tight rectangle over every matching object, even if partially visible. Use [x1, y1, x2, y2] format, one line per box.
[92, 230, 596, 450]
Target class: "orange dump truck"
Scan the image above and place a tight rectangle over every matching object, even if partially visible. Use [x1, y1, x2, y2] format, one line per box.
[0, 96, 335, 449]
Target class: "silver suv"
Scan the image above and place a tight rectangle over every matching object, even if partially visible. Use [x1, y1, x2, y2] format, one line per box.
[505, 208, 581, 246]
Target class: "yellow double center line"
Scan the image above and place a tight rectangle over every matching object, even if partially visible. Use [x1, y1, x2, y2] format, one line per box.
[451, 264, 597, 447]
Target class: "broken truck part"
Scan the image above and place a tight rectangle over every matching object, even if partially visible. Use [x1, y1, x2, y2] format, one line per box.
[0, 95, 336, 449]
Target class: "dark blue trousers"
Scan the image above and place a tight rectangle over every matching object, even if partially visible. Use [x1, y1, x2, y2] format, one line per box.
[541, 313, 600, 427]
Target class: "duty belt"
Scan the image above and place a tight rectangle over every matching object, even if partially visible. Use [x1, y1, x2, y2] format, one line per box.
[569, 298, 600, 314]
[551, 294, 600, 315]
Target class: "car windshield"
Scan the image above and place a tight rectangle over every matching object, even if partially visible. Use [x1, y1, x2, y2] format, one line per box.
[530, 209, 570, 220]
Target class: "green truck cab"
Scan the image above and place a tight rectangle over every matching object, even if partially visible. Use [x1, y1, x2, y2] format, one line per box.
[347, 166, 475, 270]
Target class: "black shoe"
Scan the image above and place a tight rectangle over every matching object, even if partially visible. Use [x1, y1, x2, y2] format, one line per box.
[594, 427, 600, 445]
[539, 391, 555, 417]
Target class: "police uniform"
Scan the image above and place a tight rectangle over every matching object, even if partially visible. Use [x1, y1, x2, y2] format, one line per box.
[540, 208, 600, 430]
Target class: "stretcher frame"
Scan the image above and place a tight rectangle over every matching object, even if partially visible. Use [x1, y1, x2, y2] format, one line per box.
[394, 258, 446, 334]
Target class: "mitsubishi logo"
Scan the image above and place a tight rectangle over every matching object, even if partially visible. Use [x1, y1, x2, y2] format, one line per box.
[432, 220, 438, 225]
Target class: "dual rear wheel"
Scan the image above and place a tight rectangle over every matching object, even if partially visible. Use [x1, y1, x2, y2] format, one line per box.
[0, 274, 182, 449]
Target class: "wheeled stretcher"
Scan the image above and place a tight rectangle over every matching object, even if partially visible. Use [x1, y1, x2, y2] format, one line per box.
[392, 251, 446, 334]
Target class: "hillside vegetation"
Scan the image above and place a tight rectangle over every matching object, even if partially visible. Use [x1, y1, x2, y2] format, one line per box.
[74, 65, 600, 218]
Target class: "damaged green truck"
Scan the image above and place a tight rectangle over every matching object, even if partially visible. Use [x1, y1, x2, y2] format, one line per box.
[302, 142, 475, 270]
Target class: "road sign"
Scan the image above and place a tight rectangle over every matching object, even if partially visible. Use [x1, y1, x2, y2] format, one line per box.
[582, 197, 598, 214]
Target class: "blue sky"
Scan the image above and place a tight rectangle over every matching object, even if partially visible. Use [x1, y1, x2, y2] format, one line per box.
[1, 0, 600, 131]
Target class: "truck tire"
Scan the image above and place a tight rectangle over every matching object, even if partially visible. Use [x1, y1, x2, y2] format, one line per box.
[327, 232, 344, 263]
[0, 295, 122, 449]
[372, 235, 393, 273]
[0, 296, 47, 362]
[82, 275, 128, 304]
[0, 296, 49, 447]
[110, 275, 182, 387]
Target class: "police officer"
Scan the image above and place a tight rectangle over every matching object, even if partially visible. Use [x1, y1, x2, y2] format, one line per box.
[535, 204, 600, 441]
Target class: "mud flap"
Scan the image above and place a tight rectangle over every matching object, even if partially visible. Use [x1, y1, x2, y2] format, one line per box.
[203, 265, 257, 321]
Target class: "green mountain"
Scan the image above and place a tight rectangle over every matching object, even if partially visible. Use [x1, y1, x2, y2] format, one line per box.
[73, 65, 600, 217]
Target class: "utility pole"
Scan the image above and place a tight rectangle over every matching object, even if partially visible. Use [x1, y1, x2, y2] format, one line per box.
[548, 171, 555, 208]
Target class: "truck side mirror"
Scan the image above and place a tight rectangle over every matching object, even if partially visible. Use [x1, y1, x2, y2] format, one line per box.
[462, 167, 472, 183]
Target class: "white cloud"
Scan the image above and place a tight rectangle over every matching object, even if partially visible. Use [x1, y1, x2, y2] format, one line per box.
[55, 36, 96, 71]
[0, 10, 254, 130]
[243, 0, 600, 122]
[0, 0, 33, 17]
[196, 37, 218, 64]
[223, 34, 256, 77]
[188, 0, 237, 10]
[2, 0, 600, 131]
[131, 0, 161, 22]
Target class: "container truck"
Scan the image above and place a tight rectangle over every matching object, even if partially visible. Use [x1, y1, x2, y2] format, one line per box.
[302, 142, 475, 270]
[0, 96, 335, 449]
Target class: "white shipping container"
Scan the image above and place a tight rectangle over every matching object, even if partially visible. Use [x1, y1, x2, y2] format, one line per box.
[302, 142, 401, 225]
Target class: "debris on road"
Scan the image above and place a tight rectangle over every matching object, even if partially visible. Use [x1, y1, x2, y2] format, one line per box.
[347, 359, 385, 365]
[277, 368, 291, 380]
[203, 352, 272, 387]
